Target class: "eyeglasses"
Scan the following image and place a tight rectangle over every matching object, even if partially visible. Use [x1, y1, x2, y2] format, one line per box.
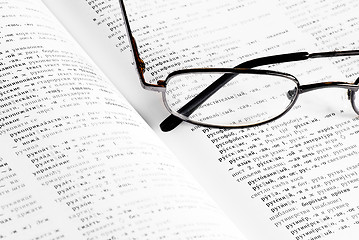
[119, 0, 359, 132]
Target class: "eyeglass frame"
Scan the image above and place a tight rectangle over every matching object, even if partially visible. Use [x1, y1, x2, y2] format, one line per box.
[119, 0, 359, 132]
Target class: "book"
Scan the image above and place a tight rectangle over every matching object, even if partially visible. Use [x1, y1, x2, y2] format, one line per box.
[1, 0, 359, 239]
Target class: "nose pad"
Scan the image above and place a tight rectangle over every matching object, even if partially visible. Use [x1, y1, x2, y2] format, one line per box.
[348, 77, 359, 115]
[349, 91, 359, 115]
[349, 77, 359, 100]
[347, 89, 353, 101]
[286, 87, 298, 101]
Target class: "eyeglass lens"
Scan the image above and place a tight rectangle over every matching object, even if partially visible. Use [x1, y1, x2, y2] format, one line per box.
[163, 72, 299, 127]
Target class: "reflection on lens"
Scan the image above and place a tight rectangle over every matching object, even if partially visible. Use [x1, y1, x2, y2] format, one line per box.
[163, 71, 299, 127]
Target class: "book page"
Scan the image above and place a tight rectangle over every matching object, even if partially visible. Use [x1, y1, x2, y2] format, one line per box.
[43, 0, 359, 239]
[0, 1, 246, 239]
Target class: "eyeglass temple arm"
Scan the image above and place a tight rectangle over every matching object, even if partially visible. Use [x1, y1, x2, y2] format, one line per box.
[119, 0, 165, 91]
[160, 50, 359, 132]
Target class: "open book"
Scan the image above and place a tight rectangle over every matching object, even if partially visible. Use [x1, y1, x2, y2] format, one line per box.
[1, 0, 359, 239]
